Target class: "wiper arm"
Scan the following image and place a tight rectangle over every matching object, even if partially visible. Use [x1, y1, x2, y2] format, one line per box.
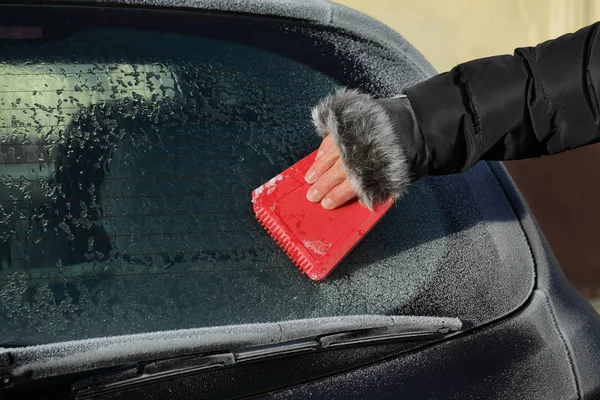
[1, 315, 460, 394]
[235, 319, 458, 362]
[72, 354, 236, 399]
[71, 316, 461, 399]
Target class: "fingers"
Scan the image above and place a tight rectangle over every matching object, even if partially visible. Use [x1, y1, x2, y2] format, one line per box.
[305, 135, 359, 210]
[305, 135, 338, 184]
[321, 179, 357, 209]
[306, 158, 346, 203]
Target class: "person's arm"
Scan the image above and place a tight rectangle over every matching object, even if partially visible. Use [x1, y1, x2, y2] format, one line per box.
[406, 21, 600, 171]
[306, 22, 600, 210]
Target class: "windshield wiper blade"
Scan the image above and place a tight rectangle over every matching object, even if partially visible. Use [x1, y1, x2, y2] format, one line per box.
[234, 321, 456, 363]
[71, 317, 461, 399]
[319, 327, 451, 348]
[1, 315, 461, 394]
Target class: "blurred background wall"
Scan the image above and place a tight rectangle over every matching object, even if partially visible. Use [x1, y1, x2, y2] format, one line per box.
[335, 0, 600, 312]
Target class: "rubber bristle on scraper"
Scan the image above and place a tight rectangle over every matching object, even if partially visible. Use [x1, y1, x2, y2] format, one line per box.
[251, 150, 393, 281]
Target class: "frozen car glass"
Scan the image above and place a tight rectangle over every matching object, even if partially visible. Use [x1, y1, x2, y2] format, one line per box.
[0, 15, 528, 346]
[0, 26, 438, 345]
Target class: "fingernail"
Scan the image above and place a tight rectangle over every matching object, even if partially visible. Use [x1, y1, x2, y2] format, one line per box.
[321, 198, 334, 209]
[316, 150, 323, 159]
[305, 170, 317, 183]
[307, 187, 319, 202]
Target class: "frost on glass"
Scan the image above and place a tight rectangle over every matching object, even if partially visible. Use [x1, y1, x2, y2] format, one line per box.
[0, 28, 457, 345]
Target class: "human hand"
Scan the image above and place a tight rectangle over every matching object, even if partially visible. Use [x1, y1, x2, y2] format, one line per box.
[304, 135, 358, 210]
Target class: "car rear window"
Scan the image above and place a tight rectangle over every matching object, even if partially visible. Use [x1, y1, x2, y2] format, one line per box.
[0, 6, 534, 346]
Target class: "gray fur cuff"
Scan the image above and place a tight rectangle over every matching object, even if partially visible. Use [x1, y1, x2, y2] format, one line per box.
[311, 88, 411, 210]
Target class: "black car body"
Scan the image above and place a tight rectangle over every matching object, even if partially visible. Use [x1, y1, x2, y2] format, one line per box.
[0, 1, 599, 399]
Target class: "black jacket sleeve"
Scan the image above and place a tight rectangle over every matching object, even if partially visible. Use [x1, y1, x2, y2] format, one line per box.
[404, 22, 600, 177]
[309, 22, 600, 208]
